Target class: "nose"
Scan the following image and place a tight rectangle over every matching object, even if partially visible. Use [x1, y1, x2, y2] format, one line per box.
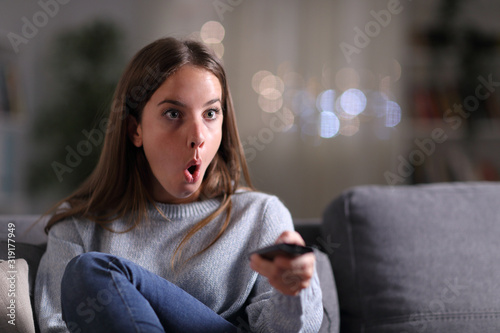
[188, 120, 205, 149]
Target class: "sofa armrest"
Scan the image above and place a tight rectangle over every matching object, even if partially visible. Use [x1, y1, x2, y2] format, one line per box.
[296, 220, 340, 332]
[315, 250, 340, 333]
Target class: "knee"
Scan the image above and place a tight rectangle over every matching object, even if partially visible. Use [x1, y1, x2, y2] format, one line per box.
[62, 252, 109, 288]
[61, 253, 116, 325]
[65, 251, 106, 273]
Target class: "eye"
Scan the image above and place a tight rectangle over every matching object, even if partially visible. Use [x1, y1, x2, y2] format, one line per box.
[205, 108, 220, 120]
[163, 109, 180, 119]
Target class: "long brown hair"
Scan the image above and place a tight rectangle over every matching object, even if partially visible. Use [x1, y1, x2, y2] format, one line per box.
[45, 37, 253, 265]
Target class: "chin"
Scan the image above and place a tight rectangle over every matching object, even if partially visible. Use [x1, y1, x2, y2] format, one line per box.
[151, 175, 203, 202]
[174, 185, 203, 202]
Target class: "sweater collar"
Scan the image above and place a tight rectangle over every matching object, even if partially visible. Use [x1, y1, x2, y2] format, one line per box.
[149, 198, 221, 220]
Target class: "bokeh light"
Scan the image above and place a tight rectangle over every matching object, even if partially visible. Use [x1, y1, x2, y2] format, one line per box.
[335, 96, 358, 120]
[252, 71, 286, 113]
[252, 70, 273, 94]
[316, 89, 336, 112]
[385, 100, 402, 127]
[259, 74, 284, 96]
[207, 42, 224, 59]
[260, 88, 281, 101]
[252, 63, 401, 141]
[258, 94, 283, 113]
[320, 111, 340, 138]
[340, 89, 367, 116]
[200, 21, 225, 44]
[199, 21, 225, 59]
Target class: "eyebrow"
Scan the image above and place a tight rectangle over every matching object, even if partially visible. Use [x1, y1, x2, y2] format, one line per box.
[157, 98, 221, 107]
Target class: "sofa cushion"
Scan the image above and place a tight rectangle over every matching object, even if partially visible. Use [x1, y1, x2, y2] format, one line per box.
[0, 241, 47, 298]
[0, 259, 36, 333]
[322, 182, 500, 332]
[0, 241, 45, 333]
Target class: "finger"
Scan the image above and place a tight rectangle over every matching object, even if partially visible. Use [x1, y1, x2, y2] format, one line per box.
[277, 266, 313, 286]
[274, 253, 316, 288]
[281, 269, 312, 292]
[276, 231, 305, 246]
[272, 268, 312, 296]
[249, 253, 276, 275]
[250, 250, 316, 296]
[274, 252, 315, 272]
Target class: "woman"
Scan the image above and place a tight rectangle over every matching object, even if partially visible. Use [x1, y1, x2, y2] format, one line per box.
[35, 37, 323, 333]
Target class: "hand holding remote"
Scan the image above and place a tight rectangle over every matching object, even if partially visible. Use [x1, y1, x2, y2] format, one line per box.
[250, 243, 313, 261]
[249, 230, 315, 296]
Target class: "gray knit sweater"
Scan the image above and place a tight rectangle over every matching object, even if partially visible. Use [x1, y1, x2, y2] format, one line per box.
[35, 191, 323, 332]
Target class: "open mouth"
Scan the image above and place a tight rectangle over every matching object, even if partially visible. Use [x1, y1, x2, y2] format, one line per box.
[184, 160, 201, 183]
[187, 165, 197, 175]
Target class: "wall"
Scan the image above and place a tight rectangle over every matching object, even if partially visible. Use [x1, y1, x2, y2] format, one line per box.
[0, 0, 138, 212]
[0, 0, 412, 217]
[135, 0, 409, 217]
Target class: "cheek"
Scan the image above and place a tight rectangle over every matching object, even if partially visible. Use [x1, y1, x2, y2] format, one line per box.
[211, 128, 223, 154]
[142, 132, 178, 166]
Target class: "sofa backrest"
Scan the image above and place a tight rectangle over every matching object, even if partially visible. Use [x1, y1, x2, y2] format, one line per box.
[322, 181, 500, 333]
[0, 215, 48, 245]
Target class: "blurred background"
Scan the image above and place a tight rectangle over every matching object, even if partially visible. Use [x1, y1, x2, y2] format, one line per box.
[0, 0, 499, 218]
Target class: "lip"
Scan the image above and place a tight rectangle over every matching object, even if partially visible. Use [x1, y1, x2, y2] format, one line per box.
[184, 159, 202, 184]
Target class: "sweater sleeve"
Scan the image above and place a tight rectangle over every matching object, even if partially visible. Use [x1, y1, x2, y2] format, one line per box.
[245, 196, 323, 333]
[35, 219, 85, 333]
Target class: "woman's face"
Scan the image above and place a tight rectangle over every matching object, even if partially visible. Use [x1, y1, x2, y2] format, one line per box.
[129, 65, 223, 203]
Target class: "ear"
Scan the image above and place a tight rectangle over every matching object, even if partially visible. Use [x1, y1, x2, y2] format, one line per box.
[127, 116, 143, 147]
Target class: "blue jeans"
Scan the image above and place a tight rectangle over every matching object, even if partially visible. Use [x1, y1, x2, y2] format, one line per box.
[61, 252, 239, 333]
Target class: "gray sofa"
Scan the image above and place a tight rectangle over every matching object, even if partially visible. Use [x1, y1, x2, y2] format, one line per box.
[319, 181, 500, 332]
[2, 181, 500, 332]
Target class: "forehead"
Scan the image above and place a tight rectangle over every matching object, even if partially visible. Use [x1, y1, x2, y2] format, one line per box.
[167, 65, 220, 87]
[147, 65, 222, 106]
